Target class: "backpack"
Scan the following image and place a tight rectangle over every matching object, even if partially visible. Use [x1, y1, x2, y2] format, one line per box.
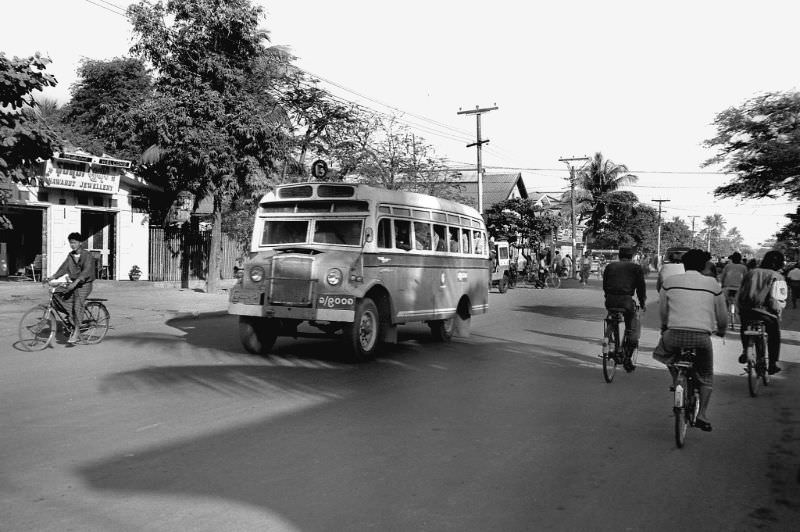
[770, 276, 788, 311]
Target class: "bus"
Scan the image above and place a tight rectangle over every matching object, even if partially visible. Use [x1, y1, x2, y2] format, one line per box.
[228, 182, 491, 362]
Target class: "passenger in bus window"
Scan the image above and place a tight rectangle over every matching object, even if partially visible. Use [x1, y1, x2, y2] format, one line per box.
[433, 224, 447, 252]
[460, 228, 471, 254]
[414, 222, 432, 251]
[473, 231, 484, 254]
[448, 226, 460, 252]
[394, 219, 412, 251]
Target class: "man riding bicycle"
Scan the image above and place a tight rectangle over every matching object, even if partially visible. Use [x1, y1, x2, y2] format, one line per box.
[653, 249, 727, 432]
[720, 251, 748, 326]
[602, 246, 647, 372]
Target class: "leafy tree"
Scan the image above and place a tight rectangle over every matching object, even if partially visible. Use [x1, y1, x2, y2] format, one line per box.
[55, 57, 153, 161]
[485, 198, 562, 249]
[660, 216, 693, 249]
[702, 214, 726, 253]
[705, 91, 800, 200]
[0, 52, 62, 191]
[773, 206, 800, 260]
[128, 0, 288, 292]
[567, 152, 637, 241]
[591, 192, 660, 252]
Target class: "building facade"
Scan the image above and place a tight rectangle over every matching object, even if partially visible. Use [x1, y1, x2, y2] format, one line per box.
[0, 150, 157, 281]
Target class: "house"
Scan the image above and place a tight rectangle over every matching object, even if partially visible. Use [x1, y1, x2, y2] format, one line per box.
[448, 171, 528, 213]
[0, 150, 160, 281]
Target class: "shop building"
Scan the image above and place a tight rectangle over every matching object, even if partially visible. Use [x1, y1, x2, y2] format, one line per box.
[0, 150, 158, 281]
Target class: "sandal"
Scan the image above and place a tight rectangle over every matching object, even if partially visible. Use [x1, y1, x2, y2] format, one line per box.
[694, 418, 712, 432]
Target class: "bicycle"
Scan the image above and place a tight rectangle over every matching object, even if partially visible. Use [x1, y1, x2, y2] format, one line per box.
[17, 282, 110, 351]
[669, 348, 700, 449]
[743, 320, 769, 397]
[600, 304, 639, 383]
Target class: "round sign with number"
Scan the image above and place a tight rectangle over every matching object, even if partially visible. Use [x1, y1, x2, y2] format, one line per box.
[311, 160, 328, 179]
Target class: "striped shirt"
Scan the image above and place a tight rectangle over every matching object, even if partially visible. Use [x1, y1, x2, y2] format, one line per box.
[660, 270, 728, 333]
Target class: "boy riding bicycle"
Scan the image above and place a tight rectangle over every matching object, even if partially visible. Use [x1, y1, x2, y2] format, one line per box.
[44, 232, 95, 345]
[602, 246, 647, 372]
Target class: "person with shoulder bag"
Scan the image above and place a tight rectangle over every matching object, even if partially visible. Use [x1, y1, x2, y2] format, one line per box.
[737, 250, 786, 374]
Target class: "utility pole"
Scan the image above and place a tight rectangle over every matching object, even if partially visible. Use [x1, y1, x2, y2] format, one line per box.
[652, 199, 671, 269]
[688, 215, 700, 247]
[559, 156, 589, 270]
[458, 105, 498, 214]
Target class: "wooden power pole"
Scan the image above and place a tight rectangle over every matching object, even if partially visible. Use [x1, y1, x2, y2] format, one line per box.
[559, 156, 589, 267]
[652, 199, 671, 268]
[458, 105, 498, 214]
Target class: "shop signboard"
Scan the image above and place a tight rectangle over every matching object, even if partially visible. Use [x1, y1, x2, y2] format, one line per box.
[43, 166, 121, 194]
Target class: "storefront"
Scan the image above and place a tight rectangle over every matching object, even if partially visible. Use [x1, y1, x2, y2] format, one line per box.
[0, 150, 157, 281]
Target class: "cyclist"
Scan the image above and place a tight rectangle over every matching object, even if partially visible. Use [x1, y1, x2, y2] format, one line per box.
[602, 246, 647, 372]
[653, 249, 727, 432]
[720, 252, 748, 325]
[45, 232, 95, 345]
[737, 250, 786, 374]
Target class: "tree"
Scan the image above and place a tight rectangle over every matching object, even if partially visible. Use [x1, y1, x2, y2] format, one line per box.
[705, 91, 800, 200]
[660, 217, 693, 249]
[568, 152, 637, 240]
[702, 214, 726, 253]
[0, 52, 62, 191]
[774, 206, 800, 260]
[56, 57, 153, 161]
[591, 192, 660, 252]
[128, 0, 288, 292]
[485, 198, 562, 249]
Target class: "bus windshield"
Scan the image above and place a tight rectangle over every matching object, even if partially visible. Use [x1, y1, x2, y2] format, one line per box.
[261, 219, 363, 246]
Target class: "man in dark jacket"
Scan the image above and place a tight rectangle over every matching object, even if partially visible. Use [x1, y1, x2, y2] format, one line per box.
[738, 250, 785, 374]
[46, 232, 95, 344]
[603, 246, 647, 371]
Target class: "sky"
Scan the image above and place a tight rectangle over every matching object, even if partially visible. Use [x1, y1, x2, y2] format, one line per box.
[3, 0, 799, 248]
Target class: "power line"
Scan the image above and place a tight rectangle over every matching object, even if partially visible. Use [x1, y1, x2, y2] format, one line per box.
[83, 0, 127, 17]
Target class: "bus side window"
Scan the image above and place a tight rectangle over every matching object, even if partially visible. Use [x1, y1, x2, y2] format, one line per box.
[433, 224, 447, 252]
[394, 219, 412, 251]
[413, 221, 432, 251]
[448, 226, 460, 253]
[460, 228, 471, 254]
[473, 230, 484, 255]
[377, 218, 392, 249]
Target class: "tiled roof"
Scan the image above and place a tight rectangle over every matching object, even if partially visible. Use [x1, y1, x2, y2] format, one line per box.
[450, 171, 527, 212]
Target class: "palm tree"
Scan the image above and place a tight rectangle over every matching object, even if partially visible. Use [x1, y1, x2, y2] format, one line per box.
[703, 214, 726, 253]
[562, 152, 637, 242]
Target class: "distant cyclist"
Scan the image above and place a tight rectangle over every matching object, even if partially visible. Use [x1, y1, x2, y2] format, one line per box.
[602, 246, 647, 372]
[720, 252, 748, 323]
[737, 250, 786, 375]
[653, 249, 727, 432]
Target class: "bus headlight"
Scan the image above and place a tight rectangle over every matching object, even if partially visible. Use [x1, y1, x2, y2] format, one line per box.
[249, 266, 265, 283]
[326, 268, 343, 286]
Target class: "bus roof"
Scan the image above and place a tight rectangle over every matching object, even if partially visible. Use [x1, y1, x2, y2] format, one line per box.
[261, 182, 483, 220]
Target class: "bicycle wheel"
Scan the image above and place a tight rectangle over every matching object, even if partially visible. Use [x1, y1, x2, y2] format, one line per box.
[729, 304, 736, 330]
[551, 273, 561, 289]
[80, 302, 110, 344]
[674, 378, 689, 448]
[746, 337, 760, 397]
[602, 320, 619, 383]
[756, 335, 769, 387]
[18, 305, 56, 351]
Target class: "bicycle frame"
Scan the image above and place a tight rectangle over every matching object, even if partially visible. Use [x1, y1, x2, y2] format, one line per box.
[744, 320, 769, 396]
[670, 349, 700, 448]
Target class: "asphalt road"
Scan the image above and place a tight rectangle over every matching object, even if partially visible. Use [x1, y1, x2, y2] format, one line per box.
[2, 278, 799, 531]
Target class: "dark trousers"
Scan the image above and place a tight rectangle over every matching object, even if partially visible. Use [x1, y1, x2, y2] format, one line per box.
[740, 310, 780, 365]
[604, 295, 641, 347]
[60, 282, 93, 334]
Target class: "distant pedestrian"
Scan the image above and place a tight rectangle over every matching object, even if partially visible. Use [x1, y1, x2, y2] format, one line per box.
[580, 251, 592, 285]
[563, 254, 573, 278]
[787, 263, 800, 309]
[45, 232, 95, 345]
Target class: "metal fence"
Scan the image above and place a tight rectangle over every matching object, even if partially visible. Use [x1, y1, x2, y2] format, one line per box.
[149, 227, 244, 282]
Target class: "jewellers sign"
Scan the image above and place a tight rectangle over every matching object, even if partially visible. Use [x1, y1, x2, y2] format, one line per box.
[44, 167, 121, 194]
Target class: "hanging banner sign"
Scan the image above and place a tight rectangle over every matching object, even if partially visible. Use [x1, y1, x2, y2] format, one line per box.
[43, 167, 120, 194]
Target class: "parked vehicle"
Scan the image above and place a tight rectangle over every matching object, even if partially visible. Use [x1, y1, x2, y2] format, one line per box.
[489, 240, 511, 293]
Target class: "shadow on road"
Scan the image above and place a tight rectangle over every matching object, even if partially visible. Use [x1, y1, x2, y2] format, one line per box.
[514, 304, 606, 322]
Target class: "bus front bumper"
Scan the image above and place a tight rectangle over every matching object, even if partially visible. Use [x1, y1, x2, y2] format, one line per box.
[228, 302, 354, 322]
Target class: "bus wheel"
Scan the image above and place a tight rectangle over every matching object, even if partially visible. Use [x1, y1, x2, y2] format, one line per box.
[239, 316, 278, 356]
[344, 298, 380, 362]
[498, 276, 509, 293]
[429, 317, 454, 342]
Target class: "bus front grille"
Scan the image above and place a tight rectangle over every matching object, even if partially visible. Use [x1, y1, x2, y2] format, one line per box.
[268, 256, 314, 306]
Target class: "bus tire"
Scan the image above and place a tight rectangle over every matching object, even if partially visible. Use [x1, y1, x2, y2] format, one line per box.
[239, 316, 278, 355]
[429, 317, 455, 342]
[498, 275, 509, 293]
[343, 298, 380, 362]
